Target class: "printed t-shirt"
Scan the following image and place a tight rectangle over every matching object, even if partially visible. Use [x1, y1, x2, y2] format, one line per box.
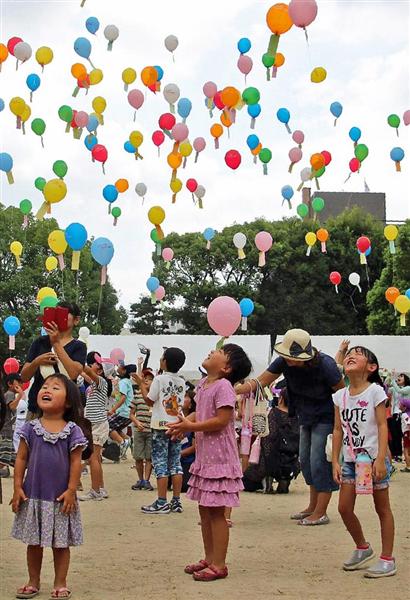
[148, 372, 185, 430]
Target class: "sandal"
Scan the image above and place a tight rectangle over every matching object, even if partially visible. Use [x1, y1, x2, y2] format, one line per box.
[16, 586, 40, 599]
[298, 515, 330, 526]
[193, 564, 228, 581]
[184, 559, 209, 574]
[290, 511, 313, 520]
[50, 588, 72, 599]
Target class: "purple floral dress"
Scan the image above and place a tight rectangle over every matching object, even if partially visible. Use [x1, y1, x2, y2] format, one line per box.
[11, 419, 87, 548]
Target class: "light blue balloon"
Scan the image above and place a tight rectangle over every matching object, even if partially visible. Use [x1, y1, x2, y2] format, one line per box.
[237, 38, 251, 54]
[84, 134, 98, 151]
[330, 101, 343, 118]
[405, 289, 410, 300]
[65, 223, 88, 251]
[26, 73, 41, 92]
[74, 37, 92, 59]
[86, 115, 99, 133]
[390, 147, 404, 162]
[91, 237, 114, 266]
[281, 185, 294, 200]
[349, 127, 361, 142]
[102, 185, 118, 203]
[146, 276, 160, 293]
[86, 16, 100, 35]
[0, 152, 13, 172]
[0, 98, 4, 112]
[239, 298, 254, 317]
[203, 228, 216, 241]
[3, 316, 21, 336]
[154, 65, 164, 81]
[246, 134, 259, 150]
[177, 97, 192, 120]
[357, 246, 371, 257]
[124, 141, 135, 153]
[277, 107, 290, 124]
[247, 103, 261, 118]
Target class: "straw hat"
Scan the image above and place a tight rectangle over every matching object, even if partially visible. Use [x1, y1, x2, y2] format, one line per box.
[274, 329, 315, 361]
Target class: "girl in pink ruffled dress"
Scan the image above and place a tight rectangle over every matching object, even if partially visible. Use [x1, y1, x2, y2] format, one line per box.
[167, 344, 252, 582]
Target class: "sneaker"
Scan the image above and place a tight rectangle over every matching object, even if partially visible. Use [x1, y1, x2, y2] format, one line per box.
[170, 498, 183, 513]
[120, 439, 130, 459]
[131, 480, 144, 490]
[364, 558, 397, 578]
[99, 488, 109, 499]
[141, 499, 171, 514]
[343, 545, 374, 571]
[78, 489, 104, 502]
[143, 480, 154, 491]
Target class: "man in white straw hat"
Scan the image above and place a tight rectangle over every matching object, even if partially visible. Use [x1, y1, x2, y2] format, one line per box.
[236, 329, 345, 526]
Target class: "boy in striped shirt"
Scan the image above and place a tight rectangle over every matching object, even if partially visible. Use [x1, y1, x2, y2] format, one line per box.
[131, 369, 154, 490]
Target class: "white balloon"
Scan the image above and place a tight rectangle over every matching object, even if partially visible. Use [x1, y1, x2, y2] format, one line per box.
[14, 42, 32, 62]
[349, 272, 360, 286]
[164, 34, 178, 53]
[233, 232, 247, 249]
[163, 83, 180, 105]
[135, 182, 147, 197]
[104, 24, 119, 42]
[195, 185, 206, 199]
[300, 167, 312, 182]
[79, 326, 90, 340]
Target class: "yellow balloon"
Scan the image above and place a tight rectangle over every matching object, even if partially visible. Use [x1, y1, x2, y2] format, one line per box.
[179, 141, 192, 158]
[43, 179, 67, 204]
[311, 67, 327, 83]
[35, 46, 53, 66]
[170, 178, 182, 193]
[148, 206, 165, 225]
[9, 96, 26, 117]
[37, 287, 57, 304]
[122, 67, 136, 85]
[21, 104, 31, 122]
[305, 232, 317, 246]
[394, 295, 410, 315]
[48, 230, 67, 254]
[92, 96, 106, 114]
[129, 130, 143, 148]
[45, 256, 58, 272]
[384, 225, 398, 241]
[10, 241, 23, 256]
[89, 68, 103, 85]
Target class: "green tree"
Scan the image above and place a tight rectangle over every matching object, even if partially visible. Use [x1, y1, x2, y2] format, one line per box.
[129, 295, 168, 334]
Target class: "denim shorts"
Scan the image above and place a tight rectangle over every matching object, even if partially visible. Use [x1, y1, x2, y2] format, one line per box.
[299, 423, 339, 492]
[151, 429, 183, 478]
[341, 457, 390, 490]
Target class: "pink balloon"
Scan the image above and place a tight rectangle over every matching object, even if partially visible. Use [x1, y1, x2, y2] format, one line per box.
[292, 130, 304, 145]
[155, 285, 165, 301]
[403, 110, 410, 126]
[127, 89, 144, 110]
[255, 231, 273, 252]
[74, 110, 89, 128]
[110, 348, 125, 366]
[207, 296, 241, 337]
[237, 55, 253, 76]
[172, 123, 189, 142]
[289, 0, 318, 28]
[193, 137, 206, 152]
[162, 247, 174, 261]
[288, 147, 302, 163]
[203, 81, 217, 99]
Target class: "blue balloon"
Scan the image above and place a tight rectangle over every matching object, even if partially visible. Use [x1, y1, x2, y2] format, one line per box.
[102, 185, 118, 203]
[239, 298, 254, 317]
[91, 237, 114, 266]
[74, 37, 92, 59]
[247, 103, 261, 118]
[86, 115, 99, 133]
[84, 134, 98, 151]
[0, 152, 13, 173]
[203, 228, 215, 241]
[0, 98, 4, 112]
[146, 276, 160, 293]
[357, 246, 371, 257]
[277, 107, 290, 124]
[86, 16, 100, 35]
[390, 147, 404, 162]
[65, 223, 88, 251]
[154, 65, 164, 81]
[177, 97, 192, 120]
[124, 141, 136, 153]
[246, 134, 259, 150]
[237, 37, 251, 54]
[349, 127, 361, 142]
[405, 289, 410, 300]
[3, 316, 21, 336]
[330, 101, 343, 118]
[281, 185, 294, 200]
[26, 73, 41, 92]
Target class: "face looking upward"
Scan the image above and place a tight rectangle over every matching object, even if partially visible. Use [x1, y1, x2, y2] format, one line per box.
[202, 349, 232, 378]
[37, 377, 68, 415]
[343, 348, 377, 379]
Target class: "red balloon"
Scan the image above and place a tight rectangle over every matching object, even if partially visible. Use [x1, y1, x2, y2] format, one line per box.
[152, 130, 165, 147]
[225, 149, 241, 170]
[158, 113, 175, 131]
[78, 75, 90, 89]
[321, 150, 332, 166]
[186, 178, 198, 193]
[70, 109, 78, 128]
[356, 236, 371, 253]
[7, 36, 23, 56]
[213, 91, 225, 110]
[349, 158, 360, 173]
[329, 271, 341, 286]
[92, 144, 108, 163]
[3, 357, 20, 375]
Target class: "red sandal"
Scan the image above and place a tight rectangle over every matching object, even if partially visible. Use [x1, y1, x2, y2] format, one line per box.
[193, 564, 228, 581]
[184, 559, 209, 574]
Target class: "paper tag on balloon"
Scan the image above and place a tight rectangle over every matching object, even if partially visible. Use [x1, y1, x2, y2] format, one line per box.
[166, 261, 171, 270]
[151, 292, 157, 305]
[306, 246, 312, 257]
[9, 335, 15, 350]
[238, 248, 245, 260]
[71, 250, 81, 271]
[241, 316, 247, 331]
[216, 336, 227, 350]
[389, 241, 396, 254]
[400, 314, 406, 327]
[58, 254, 65, 270]
[35, 202, 49, 221]
[258, 251, 266, 267]
[156, 243, 162, 256]
[321, 242, 327, 253]
[206, 240, 211, 251]
[101, 265, 107, 285]
[360, 252, 367, 265]
[7, 170, 14, 184]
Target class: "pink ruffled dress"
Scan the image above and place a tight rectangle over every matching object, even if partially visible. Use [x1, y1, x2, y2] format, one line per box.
[187, 378, 243, 507]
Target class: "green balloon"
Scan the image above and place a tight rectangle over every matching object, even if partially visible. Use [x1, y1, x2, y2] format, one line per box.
[312, 197, 325, 212]
[262, 53, 274, 68]
[150, 228, 161, 244]
[31, 118, 46, 136]
[387, 114, 400, 129]
[242, 86, 260, 106]
[296, 203, 309, 218]
[19, 199, 32, 215]
[112, 207, 121, 218]
[34, 177, 46, 191]
[313, 166, 326, 178]
[354, 143, 369, 162]
[40, 295, 59, 314]
[52, 160, 68, 179]
[259, 148, 272, 164]
[58, 105, 73, 123]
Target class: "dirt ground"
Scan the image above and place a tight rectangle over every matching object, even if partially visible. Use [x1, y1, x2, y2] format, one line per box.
[1, 458, 409, 600]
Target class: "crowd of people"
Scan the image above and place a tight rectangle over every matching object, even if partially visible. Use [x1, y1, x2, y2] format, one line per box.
[0, 300, 409, 597]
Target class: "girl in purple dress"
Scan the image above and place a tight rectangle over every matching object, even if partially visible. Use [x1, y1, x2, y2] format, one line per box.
[11, 374, 88, 600]
[167, 344, 252, 582]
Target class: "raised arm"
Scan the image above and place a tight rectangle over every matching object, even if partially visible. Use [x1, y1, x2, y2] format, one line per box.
[235, 370, 278, 395]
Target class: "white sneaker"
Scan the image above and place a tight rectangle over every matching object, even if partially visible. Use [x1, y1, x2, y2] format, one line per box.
[120, 439, 130, 459]
[78, 489, 103, 501]
[99, 488, 109, 499]
[364, 558, 397, 578]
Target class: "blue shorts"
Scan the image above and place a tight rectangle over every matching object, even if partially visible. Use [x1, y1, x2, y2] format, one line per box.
[151, 429, 183, 479]
[341, 457, 390, 490]
[300, 423, 339, 493]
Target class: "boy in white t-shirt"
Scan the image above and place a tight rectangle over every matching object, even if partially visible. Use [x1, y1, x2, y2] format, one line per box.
[135, 347, 186, 515]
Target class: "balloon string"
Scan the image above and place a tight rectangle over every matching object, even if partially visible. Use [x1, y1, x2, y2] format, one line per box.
[350, 288, 358, 313]
[96, 283, 103, 323]
[75, 271, 80, 304]
[61, 269, 65, 301]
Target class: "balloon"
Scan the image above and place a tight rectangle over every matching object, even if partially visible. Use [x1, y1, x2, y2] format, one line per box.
[195, 185, 206, 202]
[154, 65, 164, 81]
[384, 225, 398, 242]
[103, 185, 118, 205]
[152, 130, 165, 149]
[35, 46, 53, 68]
[14, 41, 32, 63]
[92, 144, 108, 165]
[48, 230, 67, 255]
[7, 37, 23, 56]
[349, 127, 361, 142]
[74, 37, 92, 61]
[310, 67, 327, 83]
[91, 237, 114, 265]
[406, 289, 410, 300]
[110, 348, 125, 366]
[288, 147, 302, 170]
[390, 147, 405, 171]
[394, 295, 410, 326]
[9, 96, 26, 118]
[356, 236, 371, 254]
[0, 98, 4, 112]
[177, 97, 192, 121]
[203, 81, 217, 98]
[193, 137, 206, 162]
[26, 73, 41, 96]
[349, 272, 361, 291]
[259, 148, 272, 175]
[330, 101, 343, 124]
[179, 141, 192, 159]
[45, 256, 58, 272]
[239, 298, 254, 317]
[3, 316, 20, 336]
[31, 118, 46, 138]
[167, 152, 182, 170]
[148, 206, 165, 225]
[385, 287, 400, 305]
[210, 123, 223, 148]
[349, 157, 360, 173]
[52, 160, 68, 179]
[207, 296, 241, 337]
[330, 271, 341, 286]
[186, 178, 198, 193]
[127, 89, 144, 116]
[162, 248, 174, 262]
[170, 178, 182, 194]
[305, 232, 316, 248]
[246, 134, 260, 150]
[0, 152, 14, 183]
[0, 43, 8, 68]
[135, 182, 147, 198]
[164, 35, 178, 53]
[115, 179, 128, 193]
[296, 203, 309, 218]
[387, 113, 400, 132]
[312, 196, 325, 212]
[19, 199, 32, 215]
[65, 223, 87, 250]
[292, 130, 304, 146]
[163, 83, 180, 109]
[233, 232, 247, 250]
[237, 38, 251, 53]
[266, 3, 293, 34]
[85, 134, 98, 151]
[141, 66, 157, 87]
[43, 179, 67, 204]
[310, 153, 325, 171]
[248, 103, 261, 119]
[112, 207, 121, 223]
[354, 144, 369, 162]
[242, 87, 260, 106]
[4, 357, 20, 375]
[155, 286, 165, 301]
[225, 149, 241, 170]
[58, 104, 73, 126]
[92, 96, 106, 115]
[321, 150, 332, 166]
[172, 123, 189, 142]
[203, 228, 216, 241]
[104, 25, 119, 50]
[129, 131, 143, 149]
[37, 287, 57, 303]
[255, 231, 273, 252]
[159, 112, 176, 131]
[86, 115, 99, 133]
[289, 0, 318, 28]
[146, 276, 160, 292]
[86, 16, 100, 35]
[78, 326, 90, 342]
[237, 55, 253, 77]
[122, 67, 136, 88]
[10, 241, 23, 262]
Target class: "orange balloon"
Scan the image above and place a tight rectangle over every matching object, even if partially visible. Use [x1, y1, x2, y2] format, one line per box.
[220, 112, 232, 128]
[210, 123, 223, 139]
[316, 228, 329, 243]
[310, 153, 325, 171]
[220, 86, 240, 109]
[71, 63, 87, 80]
[251, 143, 262, 156]
[274, 52, 285, 67]
[266, 3, 293, 35]
[115, 178, 129, 193]
[167, 152, 182, 169]
[385, 287, 400, 305]
[141, 66, 157, 87]
[0, 43, 9, 63]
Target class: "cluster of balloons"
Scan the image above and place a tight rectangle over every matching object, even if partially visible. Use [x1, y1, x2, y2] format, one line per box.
[385, 287, 410, 327]
[207, 295, 255, 338]
[146, 276, 165, 304]
[102, 178, 129, 222]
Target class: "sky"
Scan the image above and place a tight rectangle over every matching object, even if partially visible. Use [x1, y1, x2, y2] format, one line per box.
[0, 0, 409, 309]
